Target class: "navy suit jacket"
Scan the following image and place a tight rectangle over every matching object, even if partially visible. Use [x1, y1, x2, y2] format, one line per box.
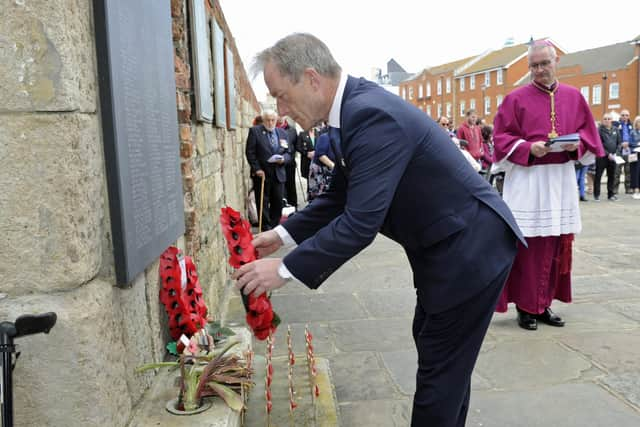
[245, 125, 292, 183]
[282, 76, 525, 312]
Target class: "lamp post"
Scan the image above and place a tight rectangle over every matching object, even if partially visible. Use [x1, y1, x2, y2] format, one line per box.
[602, 72, 608, 117]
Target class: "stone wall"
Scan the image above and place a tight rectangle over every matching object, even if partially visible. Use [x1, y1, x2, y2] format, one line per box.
[0, 0, 258, 425]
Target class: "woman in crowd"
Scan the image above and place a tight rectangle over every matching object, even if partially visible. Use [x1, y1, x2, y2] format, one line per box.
[307, 130, 335, 200]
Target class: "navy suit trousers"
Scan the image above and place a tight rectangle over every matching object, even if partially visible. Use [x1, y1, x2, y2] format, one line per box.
[411, 263, 511, 427]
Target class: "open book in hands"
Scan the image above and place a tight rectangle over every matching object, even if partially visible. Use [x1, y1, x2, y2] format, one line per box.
[544, 133, 580, 152]
[267, 154, 285, 163]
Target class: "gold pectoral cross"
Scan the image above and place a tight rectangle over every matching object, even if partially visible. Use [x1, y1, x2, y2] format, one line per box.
[547, 87, 558, 139]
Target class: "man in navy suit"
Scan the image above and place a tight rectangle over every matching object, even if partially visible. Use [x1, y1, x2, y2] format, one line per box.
[235, 33, 525, 426]
[245, 109, 292, 230]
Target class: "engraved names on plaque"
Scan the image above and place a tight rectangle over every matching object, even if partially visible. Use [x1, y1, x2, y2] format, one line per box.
[94, 0, 185, 285]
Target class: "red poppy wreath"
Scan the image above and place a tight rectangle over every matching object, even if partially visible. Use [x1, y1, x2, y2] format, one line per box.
[220, 206, 280, 340]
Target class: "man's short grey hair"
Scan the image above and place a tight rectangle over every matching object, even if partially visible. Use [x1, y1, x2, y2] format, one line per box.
[251, 33, 342, 84]
[262, 108, 277, 118]
[528, 39, 557, 60]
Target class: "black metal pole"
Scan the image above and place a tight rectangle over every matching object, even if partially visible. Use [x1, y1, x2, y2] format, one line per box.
[0, 322, 17, 427]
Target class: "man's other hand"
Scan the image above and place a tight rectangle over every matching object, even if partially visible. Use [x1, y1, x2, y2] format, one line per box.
[253, 230, 283, 258]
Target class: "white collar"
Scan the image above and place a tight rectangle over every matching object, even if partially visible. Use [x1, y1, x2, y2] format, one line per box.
[328, 73, 348, 129]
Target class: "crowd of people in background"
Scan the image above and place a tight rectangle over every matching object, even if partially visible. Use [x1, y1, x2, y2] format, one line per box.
[247, 104, 639, 230]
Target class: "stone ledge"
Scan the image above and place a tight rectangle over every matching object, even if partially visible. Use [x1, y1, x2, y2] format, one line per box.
[127, 328, 251, 427]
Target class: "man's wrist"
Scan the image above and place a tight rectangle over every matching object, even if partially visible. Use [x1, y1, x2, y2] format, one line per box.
[277, 262, 293, 282]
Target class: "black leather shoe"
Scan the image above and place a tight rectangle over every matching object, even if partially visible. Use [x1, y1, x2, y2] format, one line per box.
[517, 310, 537, 330]
[536, 308, 565, 327]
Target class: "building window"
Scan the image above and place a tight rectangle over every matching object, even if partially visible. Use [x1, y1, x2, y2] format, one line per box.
[496, 69, 503, 85]
[402, 87, 407, 99]
[446, 102, 452, 117]
[460, 101, 466, 117]
[496, 95, 503, 107]
[426, 104, 432, 117]
[470, 76, 476, 90]
[460, 77, 465, 92]
[484, 72, 491, 87]
[409, 87, 414, 100]
[437, 104, 442, 117]
[418, 84, 423, 98]
[437, 79, 442, 95]
[592, 85, 601, 105]
[484, 96, 491, 115]
[609, 82, 619, 100]
[446, 78, 451, 94]
[470, 98, 476, 110]
[580, 86, 589, 103]
[426, 82, 431, 97]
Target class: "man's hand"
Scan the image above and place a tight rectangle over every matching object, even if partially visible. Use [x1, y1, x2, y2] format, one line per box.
[255, 170, 265, 178]
[233, 258, 287, 297]
[562, 143, 578, 152]
[252, 230, 283, 258]
[307, 150, 315, 159]
[531, 141, 552, 158]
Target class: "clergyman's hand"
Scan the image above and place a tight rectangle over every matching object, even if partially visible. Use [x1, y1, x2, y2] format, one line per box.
[531, 141, 552, 158]
[562, 143, 578, 152]
[232, 258, 287, 297]
[252, 230, 283, 258]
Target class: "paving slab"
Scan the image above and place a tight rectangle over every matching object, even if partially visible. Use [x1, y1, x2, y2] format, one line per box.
[467, 383, 640, 427]
[560, 330, 640, 373]
[330, 318, 414, 353]
[338, 399, 412, 427]
[474, 340, 593, 390]
[328, 351, 400, 402]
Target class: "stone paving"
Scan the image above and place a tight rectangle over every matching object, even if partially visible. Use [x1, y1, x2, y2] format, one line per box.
[226, 188, 640, 426]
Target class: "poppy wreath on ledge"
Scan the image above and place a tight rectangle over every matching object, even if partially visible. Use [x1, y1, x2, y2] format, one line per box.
[159, 246, 209, 340]
[219, 206, 280, 340]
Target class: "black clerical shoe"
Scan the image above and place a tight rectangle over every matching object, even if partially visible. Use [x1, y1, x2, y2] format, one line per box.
[517, 309, 537, 331]
[536, 308, 565, 327]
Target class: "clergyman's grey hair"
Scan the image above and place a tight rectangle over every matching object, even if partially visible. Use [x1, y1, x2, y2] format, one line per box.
[528, 39, 557, 60]
[251, 33, 342, 84]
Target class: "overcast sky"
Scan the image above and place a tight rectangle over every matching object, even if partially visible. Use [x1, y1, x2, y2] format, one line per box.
[218, 0, 639, 102]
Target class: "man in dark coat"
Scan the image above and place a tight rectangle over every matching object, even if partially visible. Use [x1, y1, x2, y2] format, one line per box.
[245, 109, 292, 230]
[235, 33, 524, 427]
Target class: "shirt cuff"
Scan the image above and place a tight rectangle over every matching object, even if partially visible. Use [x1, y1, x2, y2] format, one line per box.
[274, 225, 295, 247]
[278, 261, 300, 283]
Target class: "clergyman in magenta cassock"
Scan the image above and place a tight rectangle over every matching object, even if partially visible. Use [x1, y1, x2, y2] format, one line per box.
[492, 40, 604, 329]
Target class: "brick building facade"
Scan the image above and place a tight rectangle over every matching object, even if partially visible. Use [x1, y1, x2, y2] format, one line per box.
[400, 36, 640, 126]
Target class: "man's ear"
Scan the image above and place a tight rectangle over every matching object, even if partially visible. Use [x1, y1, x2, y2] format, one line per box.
[305, 68, 321, 90]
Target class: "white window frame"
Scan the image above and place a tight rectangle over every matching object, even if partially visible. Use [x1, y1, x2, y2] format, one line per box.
[580, 86, 589, 103]
[409, 86, 414, 100]
[484, 71, 491, 87]
[426, 104, 432, 117]
[609, 82, 619, 100]
[418, 84, 423, 98]
[460, 101, 466, 117]
[484, 96, 491, 115]
[469, 76, 476, 90]
[446, 102, 452, 117]
[496, 69, 503, 85]
[426, 82, 431, 97]
[496, 94, 503, 108]
[592, 85, 602, 105]
[460, 77, 465, 92]
[437, 104, 442, 117]
[437, 79, 442, 95]
[446, 77, 451, 94]
[469, 98, 476, 110]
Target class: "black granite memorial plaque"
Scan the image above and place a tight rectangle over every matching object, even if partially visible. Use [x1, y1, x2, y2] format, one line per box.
[94, 0, 185, 285]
